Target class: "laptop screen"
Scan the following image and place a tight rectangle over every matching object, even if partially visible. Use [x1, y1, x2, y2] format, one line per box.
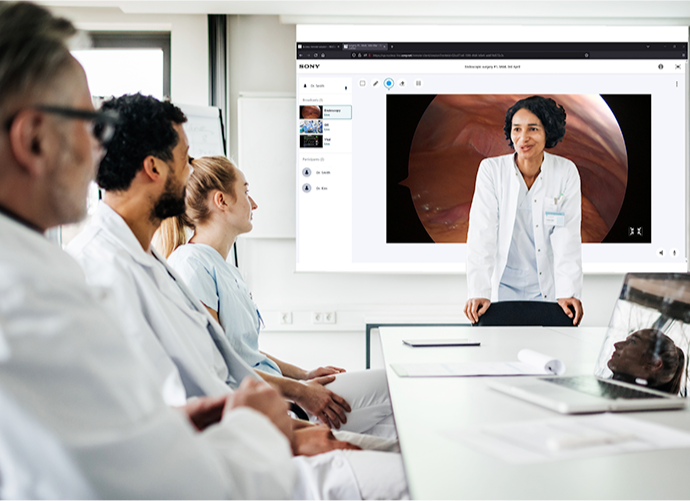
[594, 273, 690, 396]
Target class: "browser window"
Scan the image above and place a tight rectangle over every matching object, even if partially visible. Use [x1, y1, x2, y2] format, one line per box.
[296, 25, 688, 273]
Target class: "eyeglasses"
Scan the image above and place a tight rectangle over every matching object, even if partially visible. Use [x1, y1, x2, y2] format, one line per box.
[4, 105, 120, 146]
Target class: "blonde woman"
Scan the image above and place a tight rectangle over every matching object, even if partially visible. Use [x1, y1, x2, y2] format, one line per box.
[161, 156, 395, 438]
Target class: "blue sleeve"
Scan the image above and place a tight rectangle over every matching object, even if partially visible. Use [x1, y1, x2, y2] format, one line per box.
[169, 255, 220, 312]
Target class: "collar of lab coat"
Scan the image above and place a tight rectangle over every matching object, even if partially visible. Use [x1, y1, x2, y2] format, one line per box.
[92, 202, 260, 388]
[511, 151, 554, 182]
[540, 151, 555, 177]
[94, 202, 163, 269]
[93, 202, 210, 323]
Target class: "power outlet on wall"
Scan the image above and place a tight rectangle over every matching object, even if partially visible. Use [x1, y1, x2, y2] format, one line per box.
[312, 311, 336, 324]
[280, 312, 293, 324]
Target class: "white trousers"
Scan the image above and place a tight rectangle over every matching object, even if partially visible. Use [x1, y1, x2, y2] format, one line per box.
[293, 444, 409, 500]
[308, 369, 396, 439]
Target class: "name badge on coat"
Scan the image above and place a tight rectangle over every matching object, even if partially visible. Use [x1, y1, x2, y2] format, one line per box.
[545, 211, 565, 226]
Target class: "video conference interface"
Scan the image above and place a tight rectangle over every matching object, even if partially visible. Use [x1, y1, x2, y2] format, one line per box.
[296, 25, 689, 273]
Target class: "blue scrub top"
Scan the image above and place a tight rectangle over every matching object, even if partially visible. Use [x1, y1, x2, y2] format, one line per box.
[168, 243, 282, 376]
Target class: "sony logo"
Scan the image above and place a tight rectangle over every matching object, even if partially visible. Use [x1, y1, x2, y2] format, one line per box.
[299, 64, 320, 69]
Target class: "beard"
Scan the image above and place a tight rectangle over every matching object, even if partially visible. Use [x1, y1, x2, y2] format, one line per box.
[151, 175, 186, 222]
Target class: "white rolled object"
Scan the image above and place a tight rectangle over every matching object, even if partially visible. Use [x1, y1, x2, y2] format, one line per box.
[518, 348, 566, 375]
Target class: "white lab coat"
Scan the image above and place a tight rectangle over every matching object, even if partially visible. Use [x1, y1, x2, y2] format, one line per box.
[0, 387, 94, 499]
[466, 152, 582, 302]
[0, 211, 296, 499]
[67, 204, 261, 402]
[67, 203, 408, 500]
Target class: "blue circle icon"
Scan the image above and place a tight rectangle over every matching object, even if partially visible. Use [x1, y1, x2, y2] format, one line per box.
[383, 78, 394, 89]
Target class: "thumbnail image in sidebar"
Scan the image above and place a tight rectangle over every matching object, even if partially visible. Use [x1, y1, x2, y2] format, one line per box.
[300, 105, 323, 119]
[300, 120, 323, 134]
[300, 135, 323, 148]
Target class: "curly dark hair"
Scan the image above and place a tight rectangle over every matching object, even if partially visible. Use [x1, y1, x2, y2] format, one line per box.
[96, 93, 187, 191]
[503, 96, 566, 149]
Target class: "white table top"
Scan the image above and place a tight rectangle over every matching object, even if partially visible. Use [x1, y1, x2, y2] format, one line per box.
[380, 325, 690, 500]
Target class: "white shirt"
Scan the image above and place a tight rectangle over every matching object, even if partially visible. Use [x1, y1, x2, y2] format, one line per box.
[0, 210, 296, 499]
[168, 243, 282, 377]
[498, 163, 542, 300]
[467, 152, 583, 302]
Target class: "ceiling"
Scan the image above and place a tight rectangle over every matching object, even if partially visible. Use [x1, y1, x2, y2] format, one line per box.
[36, 1, 690, 24]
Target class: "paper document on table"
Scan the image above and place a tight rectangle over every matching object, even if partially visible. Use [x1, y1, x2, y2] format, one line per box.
[443, 413, 690, 464]
[391, 349, 564, 377]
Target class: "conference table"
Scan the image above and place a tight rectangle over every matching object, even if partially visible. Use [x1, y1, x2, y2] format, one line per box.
[380, 325, 690, 499]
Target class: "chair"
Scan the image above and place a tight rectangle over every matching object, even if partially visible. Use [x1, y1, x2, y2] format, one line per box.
[290, 402, 310, 421]
[474, 300, 575, 327]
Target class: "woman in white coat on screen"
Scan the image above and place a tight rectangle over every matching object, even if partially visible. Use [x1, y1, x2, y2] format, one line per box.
[464, 95, 584, 325]
[160, 156, 396, 439]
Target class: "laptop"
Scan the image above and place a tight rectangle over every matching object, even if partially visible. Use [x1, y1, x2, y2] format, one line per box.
[487, 273, 690, 414]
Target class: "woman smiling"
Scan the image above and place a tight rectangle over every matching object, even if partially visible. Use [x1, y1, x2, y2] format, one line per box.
[464, 96, 583, 325]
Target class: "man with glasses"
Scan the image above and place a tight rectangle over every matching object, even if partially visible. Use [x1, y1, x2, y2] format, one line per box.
[0, 2, 299, 498]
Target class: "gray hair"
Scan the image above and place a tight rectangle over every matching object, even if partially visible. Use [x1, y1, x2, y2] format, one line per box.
[0, 2, 77, 117]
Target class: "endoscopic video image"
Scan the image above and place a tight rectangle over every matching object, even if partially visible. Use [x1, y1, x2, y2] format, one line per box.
[386, 94, 651, 244]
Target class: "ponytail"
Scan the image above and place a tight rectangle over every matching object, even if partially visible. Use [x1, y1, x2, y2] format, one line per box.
[646, 331, 686, 395]
[156, 213, 192, 258]
[665, 346, 686, 395]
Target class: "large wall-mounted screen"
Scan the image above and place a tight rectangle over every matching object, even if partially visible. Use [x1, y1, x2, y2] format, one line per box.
[295, 26, 688, 273]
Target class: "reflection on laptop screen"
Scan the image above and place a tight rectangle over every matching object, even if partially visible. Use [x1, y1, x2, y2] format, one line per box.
[594, 273, 690, 396]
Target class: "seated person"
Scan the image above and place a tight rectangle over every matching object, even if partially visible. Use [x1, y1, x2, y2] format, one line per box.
[161, 155, 395, 438]
[0, 3, 297, 498]
[607, 328, 685, 394]
[66, 92, 409, 500]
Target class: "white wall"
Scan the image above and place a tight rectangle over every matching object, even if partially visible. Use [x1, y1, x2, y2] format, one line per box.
[50, 7, 209, 106]
[227, 15, 628, 371]
[227, 15, 295, 158]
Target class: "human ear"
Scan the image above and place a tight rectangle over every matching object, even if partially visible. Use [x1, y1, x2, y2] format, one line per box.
[645, 357, 664, 375]
[8, 110, 48, 178]
[213, 190, 226, 210]
[141, 156, 162, 182]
